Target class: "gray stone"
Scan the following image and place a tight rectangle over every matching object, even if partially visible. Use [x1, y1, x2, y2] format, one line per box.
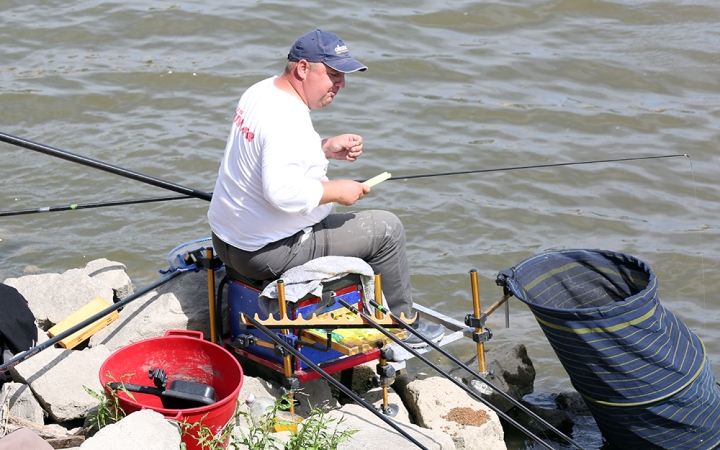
[232, 398, 451, 449]
[507, 397, 574, 436]
[453, 342, 535, 413]
[79, 409, 181, 450]
[36, 326, 49, 345]
[88, 269, 228, 352]
[394, 373, 506, 450]
[329, 403, 456, 450]
[360, 386, 411, 423]
[4, 270, 114, 330]
[11, 345, 111, 422]
[236, 375, 338, 422]
[8, 346, 71, 386]
[81, 259, 134, 300]
[330, 361, 379, 396]
[2, 382, 45, 424]
[556, 390, 591, 415]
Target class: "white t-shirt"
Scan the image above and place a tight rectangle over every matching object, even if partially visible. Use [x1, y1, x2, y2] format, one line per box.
[208, 76, 333, 251]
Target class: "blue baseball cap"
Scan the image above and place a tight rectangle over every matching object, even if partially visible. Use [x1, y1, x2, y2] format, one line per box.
[288, 29, 367, 73]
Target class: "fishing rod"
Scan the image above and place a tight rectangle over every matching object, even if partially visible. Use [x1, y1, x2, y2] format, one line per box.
[0, 195, 193, 217]
[243, 314, 430, 450]
[368, 300, 585, 450]
[2, 130, 686, 208]
[0, 270, 185, 375]
[377, 154, 688, 182]
[337, 299, 574, 450]
[0, 131, 212, 201]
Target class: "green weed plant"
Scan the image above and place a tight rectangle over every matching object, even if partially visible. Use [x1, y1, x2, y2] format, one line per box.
[231, 392, 358, 450]
[85, 382, 358, 450]
[83, 372, 136, 430]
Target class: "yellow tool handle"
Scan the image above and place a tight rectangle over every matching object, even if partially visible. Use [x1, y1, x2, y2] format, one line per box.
[363, 171, 391, 187]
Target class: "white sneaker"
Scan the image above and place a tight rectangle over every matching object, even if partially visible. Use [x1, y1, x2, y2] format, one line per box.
[401, 319, 445, 349]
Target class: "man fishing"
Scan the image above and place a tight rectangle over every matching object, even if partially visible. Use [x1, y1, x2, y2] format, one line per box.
[207, 29, 444, 347]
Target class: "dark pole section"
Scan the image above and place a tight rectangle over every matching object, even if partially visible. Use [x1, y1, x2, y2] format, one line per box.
[0, 131, 212, 202]
[244, 314, 430, 450]
[0, 270, 185, 374]
[354, 153, 688, 182]
[0, 195, 193, 217]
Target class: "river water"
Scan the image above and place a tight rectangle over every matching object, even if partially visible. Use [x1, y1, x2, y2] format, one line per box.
[1, 1, 718, 448]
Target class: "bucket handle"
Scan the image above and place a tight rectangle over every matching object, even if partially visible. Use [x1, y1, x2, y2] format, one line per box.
[164, 329, 204, 340]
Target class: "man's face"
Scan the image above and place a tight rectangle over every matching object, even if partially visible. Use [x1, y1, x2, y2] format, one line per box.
[304, 62, 345, 110]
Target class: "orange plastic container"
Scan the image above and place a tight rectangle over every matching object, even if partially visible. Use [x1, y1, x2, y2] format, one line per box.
[99, 330, 243, 450]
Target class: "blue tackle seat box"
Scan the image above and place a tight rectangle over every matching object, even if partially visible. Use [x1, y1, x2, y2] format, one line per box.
[226, 267, 364, 369]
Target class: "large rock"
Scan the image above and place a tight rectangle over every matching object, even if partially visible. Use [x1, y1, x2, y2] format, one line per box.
[394, 374, 506, 450]
[80, 259, 134, 300]
[236, 374, 338, 421]
[9, 345, 111, 422]
[8, 346, 71, 386]
[4, 270, 114, 330]
[452, 343, 535, 413]
[329, 403, 456, 450]
[79, 409, 181, 450]
[3, 259, 133, 331]
[2, 382, 45, 424]
[360, 386, 411, 423]
[88, 269, 228, 352]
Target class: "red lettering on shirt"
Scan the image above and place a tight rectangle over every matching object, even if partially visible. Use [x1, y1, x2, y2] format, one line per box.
[241, 127, 254, 142]
[233, 109, 254, 142]
[233, 108, 244, 127]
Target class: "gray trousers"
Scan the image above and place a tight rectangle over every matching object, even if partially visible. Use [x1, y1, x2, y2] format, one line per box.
[212, 210, 413, 317]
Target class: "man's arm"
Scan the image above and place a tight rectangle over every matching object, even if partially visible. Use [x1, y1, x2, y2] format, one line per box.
[320, 180, 370, 206]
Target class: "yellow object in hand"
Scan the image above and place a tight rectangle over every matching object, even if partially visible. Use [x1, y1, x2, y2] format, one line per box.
[362, 172, 391, 187]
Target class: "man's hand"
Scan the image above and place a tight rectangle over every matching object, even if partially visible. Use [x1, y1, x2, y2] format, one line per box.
[320, 180, 371, 206]
[322, 134, 363, 162]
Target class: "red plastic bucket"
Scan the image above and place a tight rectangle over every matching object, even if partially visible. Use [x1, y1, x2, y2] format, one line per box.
[99, 330, 243, 450]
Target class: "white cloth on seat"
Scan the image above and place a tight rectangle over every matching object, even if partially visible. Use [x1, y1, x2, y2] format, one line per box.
[258, 256, 385, 316]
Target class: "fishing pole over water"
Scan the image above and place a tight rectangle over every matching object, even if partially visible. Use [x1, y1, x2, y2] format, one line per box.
[0, 130, 689, 216]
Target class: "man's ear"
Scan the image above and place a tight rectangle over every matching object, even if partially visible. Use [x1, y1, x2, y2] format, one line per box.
[295, 59, 310, 80]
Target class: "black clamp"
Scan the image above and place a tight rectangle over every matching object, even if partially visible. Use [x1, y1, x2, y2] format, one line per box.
[374, 342, 396, 386]
[233, 334, 257, 349]
[273, 344, 288, 358]
[281, 376, 300, 392]
[313, 291, 336, 315]
[378, 342, 394, 361]
[183, 249, 224, 270]
[464, 313, 487, 329]
[495, 269, 514, 297]
[375, 362, 396, 380]
[472, 328, 493, 344]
